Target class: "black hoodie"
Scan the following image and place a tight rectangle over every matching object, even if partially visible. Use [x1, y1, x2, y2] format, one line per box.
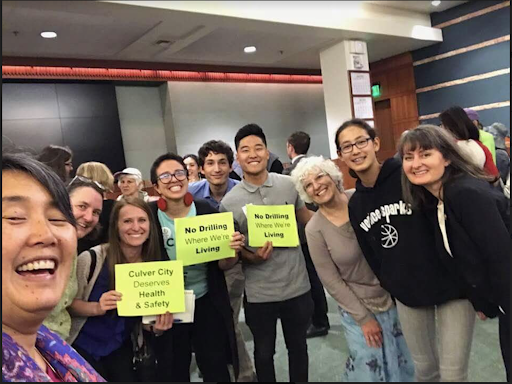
[348, 157, 465, 307]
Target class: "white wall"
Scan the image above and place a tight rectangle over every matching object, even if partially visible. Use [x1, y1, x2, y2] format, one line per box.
[166, 81, 330, 162]
[115, 86, 168, 178]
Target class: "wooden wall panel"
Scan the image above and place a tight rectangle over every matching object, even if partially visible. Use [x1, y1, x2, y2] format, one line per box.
[390, 94, 419, 122]
[332, 157, 357, 190]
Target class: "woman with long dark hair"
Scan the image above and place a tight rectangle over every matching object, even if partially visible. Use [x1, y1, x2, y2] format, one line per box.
[37, 145, 74, 183]
[399, 124, 510, 381]
[335, 118, 475, 382]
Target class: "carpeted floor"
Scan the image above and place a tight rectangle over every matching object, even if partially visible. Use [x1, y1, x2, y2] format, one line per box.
[191, 292, 506, 382]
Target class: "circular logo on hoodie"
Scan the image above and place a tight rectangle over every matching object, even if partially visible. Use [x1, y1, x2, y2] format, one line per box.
[381, 224, 398, 248]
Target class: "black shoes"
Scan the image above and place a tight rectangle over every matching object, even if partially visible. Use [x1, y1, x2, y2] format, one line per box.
[306, 324, 329, 339]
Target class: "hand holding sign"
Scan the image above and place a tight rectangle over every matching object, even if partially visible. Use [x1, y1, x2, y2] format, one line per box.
[229, 232, 245, 252]
[256, 241, 273, 262]
[98, 290, 122, 314]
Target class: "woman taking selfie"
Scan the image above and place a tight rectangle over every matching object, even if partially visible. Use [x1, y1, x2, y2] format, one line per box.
[2, 153, 103, 382]
[399, 125, 510, 381]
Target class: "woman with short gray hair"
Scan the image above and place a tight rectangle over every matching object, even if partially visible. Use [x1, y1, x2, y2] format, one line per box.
[291, 156, 414, 382]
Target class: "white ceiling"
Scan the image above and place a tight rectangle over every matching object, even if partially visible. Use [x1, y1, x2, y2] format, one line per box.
[2, 1, 466, 71]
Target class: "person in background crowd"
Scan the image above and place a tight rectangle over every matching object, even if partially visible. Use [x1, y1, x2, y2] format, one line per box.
[336, 119, 474, 382]
[69, 199, 173, 382]
[115, 167, 158, 203]
[284, 131, 331, 338]
[484, 122, 510, 184]
[291, 156, 414, 381]
[150, 152, 244, 382]
[2, 152, 104, 382]
[439, 106, 499, 180]
[37, 144, 74, 183]
[75, 162, 117, 251]
[44, 177, 104, 340]
[183, 154, 202, 183]
[221, 124, 314, 382]
[189, 140, 256, 382]
[399, 125, 510, 381]
[464, 108, 497, 163]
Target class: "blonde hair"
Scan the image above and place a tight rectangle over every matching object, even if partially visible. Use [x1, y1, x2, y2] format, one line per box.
[290, 156, 344, 203]
[76, 162, 115, 192]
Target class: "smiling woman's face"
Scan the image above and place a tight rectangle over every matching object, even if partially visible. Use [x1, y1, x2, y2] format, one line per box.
[2, 171, 77, 325]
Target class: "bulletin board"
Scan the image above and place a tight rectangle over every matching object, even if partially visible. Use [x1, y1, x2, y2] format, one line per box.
[348, 70, 376, 127]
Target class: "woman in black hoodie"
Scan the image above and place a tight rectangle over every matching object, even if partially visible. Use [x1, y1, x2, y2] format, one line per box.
[399, 125, 510, 381]
[335, 119, 475, 382]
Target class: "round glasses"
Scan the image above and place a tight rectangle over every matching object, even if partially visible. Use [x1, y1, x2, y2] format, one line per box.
[157, 170, 187, 184]
[338, 137, 372, 154]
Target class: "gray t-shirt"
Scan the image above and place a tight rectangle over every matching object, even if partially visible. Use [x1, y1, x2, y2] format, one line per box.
[220, 172, 311, 303]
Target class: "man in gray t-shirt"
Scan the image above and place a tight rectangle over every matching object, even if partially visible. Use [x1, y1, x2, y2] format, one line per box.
[220, 123, 313, 382]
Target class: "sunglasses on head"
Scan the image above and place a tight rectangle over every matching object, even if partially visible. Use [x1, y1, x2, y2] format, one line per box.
[69, 175, 107, 192]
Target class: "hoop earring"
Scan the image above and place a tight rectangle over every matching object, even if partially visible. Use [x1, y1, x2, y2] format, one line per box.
[184, 192, 193, 207]
[157, 197, 167, 211]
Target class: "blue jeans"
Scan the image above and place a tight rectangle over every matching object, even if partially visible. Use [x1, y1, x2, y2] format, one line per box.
[339, 305, 415, 382]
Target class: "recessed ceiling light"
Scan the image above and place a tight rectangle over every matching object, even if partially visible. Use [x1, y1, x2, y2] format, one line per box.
[431, 0, 441, 6]
[40, 31, 57, 39]
[244, 46, 257, 54]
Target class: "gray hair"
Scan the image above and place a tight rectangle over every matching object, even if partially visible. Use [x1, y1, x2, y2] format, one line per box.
[290, 156, 344, 203]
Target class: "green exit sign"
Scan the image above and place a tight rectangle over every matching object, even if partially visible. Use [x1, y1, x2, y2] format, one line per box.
[372, 84, 381, 98]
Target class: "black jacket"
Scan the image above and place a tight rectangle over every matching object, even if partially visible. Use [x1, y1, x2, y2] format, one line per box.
[425, 174, 510, 316]
[149, 199, 239, 379]
[348, 157, 465, 307]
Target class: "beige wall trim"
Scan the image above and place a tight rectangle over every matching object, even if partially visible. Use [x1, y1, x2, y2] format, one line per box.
[413, 35, 510, 66]
[419, 101, 510, 120]
[433, 1, 510, 29]
[416, 68, 510, 93]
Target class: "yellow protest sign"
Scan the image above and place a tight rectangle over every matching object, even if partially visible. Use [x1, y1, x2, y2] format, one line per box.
[247, 204, 300, 247]
[115, 260, 185, 316]
[175, 212, 235, 266]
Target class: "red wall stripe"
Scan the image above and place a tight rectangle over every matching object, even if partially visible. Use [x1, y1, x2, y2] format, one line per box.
[2, 65, 323, 84]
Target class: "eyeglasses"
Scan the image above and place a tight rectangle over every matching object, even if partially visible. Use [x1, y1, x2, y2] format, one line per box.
[68, 175, 106, 192]
[156, 170, 187, 184]
[338, 137, 372, 154]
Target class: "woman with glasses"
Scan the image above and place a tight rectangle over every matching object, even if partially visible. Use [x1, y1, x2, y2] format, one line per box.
[148, 152, 244, 382]
[37, 145, 74, 183]
[336, 119, 475, 382]
[43, 177, 104, 341]
[75, 162, 117, 251]
[290, 156, 414, 381]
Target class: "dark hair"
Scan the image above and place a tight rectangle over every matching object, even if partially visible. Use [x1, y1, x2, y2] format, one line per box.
[106, 199, 162, 290]
[398, 125, 491, 208]
[183, 154, 199, 166]
[439, 106, 479, 141]
[287, 131, 311, 155]
[37, 145, 73, 183]
[334, 119, 377, 178]
[334, 119, 376, 151]
[150, 152, 188, 184]
[2, 152, 76, 227]
[67, 178, 105, 240]
[235, 123, 267, 150]
[197, 140, 234, 167]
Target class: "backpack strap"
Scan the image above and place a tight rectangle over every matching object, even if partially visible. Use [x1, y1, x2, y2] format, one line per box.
[87, 248, 97, 284]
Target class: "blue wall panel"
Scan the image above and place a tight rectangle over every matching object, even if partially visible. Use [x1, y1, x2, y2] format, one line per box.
[412, 1, 510, 128]
[430, 0, 503, 26]
[416, 74, 510, 116]
[414, 41, 510, 89]
[413, 8, 510, 61]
